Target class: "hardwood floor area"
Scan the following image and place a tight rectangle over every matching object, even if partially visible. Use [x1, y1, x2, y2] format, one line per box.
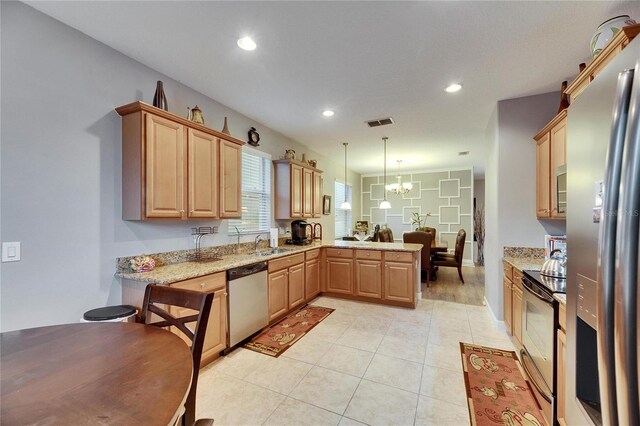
[421, 265, 485, 306]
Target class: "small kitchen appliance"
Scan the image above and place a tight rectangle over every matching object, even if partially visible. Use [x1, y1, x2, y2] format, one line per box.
[540, 249, 567, 278]
[288, 220, 312, 245]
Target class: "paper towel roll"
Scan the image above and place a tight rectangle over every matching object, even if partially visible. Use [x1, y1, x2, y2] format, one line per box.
[270, 228, 278, 248]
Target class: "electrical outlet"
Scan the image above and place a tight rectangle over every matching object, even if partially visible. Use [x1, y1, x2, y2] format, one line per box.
[2, 242, 21, 262]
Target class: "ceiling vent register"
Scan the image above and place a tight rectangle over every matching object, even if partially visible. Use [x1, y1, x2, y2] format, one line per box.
[366, 117, 394, 127]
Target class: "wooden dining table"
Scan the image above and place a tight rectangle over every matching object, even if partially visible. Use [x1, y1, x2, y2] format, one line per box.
[1, 322, 193, 425]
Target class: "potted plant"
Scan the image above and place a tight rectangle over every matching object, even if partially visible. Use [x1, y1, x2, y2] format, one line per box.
[411, 212, 432, 231]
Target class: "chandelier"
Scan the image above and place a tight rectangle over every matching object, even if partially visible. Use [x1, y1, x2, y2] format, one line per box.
[385, 160, 413, 195]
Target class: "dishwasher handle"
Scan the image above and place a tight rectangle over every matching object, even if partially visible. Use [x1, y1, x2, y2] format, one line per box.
[227, 261, 268, 281]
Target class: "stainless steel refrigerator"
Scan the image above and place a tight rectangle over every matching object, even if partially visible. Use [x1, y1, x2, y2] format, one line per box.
[566, 37, 640, 425]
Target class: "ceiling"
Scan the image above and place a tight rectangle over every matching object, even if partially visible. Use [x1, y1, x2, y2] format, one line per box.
[26, 1, 640, 176]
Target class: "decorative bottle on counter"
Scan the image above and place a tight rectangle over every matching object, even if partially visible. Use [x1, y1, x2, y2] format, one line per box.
[152, 80, 168, 111]
[558, 81, 569, 113]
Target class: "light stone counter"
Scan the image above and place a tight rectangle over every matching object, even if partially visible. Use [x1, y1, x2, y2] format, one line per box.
[553, 293, 567, 305]
[503, 257, 545, 272]
[116, 240, 422, 285]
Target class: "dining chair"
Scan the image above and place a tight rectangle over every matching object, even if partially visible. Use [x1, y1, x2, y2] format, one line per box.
[432, 229, 467, 283]
[139, 284, 215, 426]
[402, 231, 434, 285]
[377, 228, 394, 242]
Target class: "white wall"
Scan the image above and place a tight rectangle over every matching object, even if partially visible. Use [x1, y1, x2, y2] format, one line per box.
[484, 92, 567, 318]
[0, 2, 359, 332]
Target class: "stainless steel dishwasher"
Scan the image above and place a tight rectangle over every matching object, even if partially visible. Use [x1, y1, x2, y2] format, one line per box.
[226, 261, 269, 348]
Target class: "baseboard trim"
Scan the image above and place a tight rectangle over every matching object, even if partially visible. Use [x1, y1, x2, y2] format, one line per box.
[484, 296, 506, 331]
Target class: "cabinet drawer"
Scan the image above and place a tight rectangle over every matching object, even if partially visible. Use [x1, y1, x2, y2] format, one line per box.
[268, 253, 305, 272]
[356, 250, 382, 260]
[513, 269, 523, 289]
[305, 248, 320, 261]
[170, 272, 226, 292]
[325, 248, 353, 259]
[503, 261, 513, 281]
[384, 251, 413, 263]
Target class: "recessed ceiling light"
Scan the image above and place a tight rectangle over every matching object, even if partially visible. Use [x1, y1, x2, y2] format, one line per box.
[237, 37, 257, 51]
[445, 83, 462, 93]
[322, 110, 335, 117]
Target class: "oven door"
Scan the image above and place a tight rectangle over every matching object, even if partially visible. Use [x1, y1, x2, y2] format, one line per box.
[521, 277, 556, 393]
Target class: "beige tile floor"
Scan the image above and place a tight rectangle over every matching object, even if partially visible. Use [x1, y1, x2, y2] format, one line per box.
[196, 293, 515, 426]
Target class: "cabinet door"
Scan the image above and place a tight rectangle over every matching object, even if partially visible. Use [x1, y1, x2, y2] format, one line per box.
[305, 259, 320, 301]
[503, 276, 513, 335]
[512, 284, 523, 348]
[268, 269, 289, 321]
[326, 258, 353, 294]
[290, 164, 303, 218]
[384, 261, 414, 303]
[288, 263, 305, 310]
[312, 172, 323, 218]
[145, 113, 185, 218]
[536, 133, 551, 218]
[303, 167, 314, 218]
[219, 140, 242, 218]
[356, 259, 382, 299]
[187, 129, 218, 218]
[550, 117, 567, 218]
[557, 329, 567, 426]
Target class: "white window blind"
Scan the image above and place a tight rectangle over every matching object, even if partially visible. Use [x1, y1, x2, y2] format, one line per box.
[228, 148, 271, 234]
[334, 181, 353, 238]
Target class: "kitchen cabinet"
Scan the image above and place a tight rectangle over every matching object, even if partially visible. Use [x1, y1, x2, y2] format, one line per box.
[557, 328, 567, 426]
[325, 249, 354, 295]
[267, 253, 305, 322]
[355, 259, 382, 298]
[566, 24, 640, 102]
[168, 272, 227, 366]
[305, 249, 321, 301]
[503, 262, 513, 336]
[116, 102, 244, 220]
[273, 159, 323, 220]
[384, 261, 414, 303]
[534, 110, 567, 220]
[512, 281, 523, 348]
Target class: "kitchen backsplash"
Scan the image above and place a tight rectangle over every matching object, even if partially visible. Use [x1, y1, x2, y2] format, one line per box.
[116, 237, 290, 273]
[503, 246, 546, 259]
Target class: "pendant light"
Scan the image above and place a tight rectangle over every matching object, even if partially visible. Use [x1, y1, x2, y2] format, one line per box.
[379, 137, 391, 209]
[340, 142, 352, 210]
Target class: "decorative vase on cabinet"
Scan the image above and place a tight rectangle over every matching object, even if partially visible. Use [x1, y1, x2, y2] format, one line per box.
[591, 15, 637, 57]
[152, 80, 168, 111]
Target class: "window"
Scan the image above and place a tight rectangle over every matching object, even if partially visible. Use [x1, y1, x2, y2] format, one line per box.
[334, 181, 353, 238]
[228, 147, 271, 234]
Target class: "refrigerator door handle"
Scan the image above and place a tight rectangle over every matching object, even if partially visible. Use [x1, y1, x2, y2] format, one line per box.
[615, 61, 640, 426]
[597, 68, 635, 426]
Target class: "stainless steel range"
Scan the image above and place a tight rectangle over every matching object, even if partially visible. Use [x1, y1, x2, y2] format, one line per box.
[521, 270, 566, 424]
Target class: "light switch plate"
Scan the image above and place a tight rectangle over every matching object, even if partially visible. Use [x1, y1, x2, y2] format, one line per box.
[2, 242, 21, 262]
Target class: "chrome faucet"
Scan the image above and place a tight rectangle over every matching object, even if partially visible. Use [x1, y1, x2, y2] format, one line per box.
[234, 226, 241, 254]
[255, 234, 265, 252]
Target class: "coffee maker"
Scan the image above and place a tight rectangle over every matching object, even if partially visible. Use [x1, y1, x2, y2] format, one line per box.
[288, 220, 312, 245]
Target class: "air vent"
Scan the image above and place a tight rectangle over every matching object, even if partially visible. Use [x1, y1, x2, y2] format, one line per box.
[366, 117, 395, 127]
[458, 151, 470, 156]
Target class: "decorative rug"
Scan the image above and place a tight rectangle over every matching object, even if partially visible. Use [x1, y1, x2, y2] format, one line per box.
[459, 343, 546, 426]
[244, 305, 334, 357]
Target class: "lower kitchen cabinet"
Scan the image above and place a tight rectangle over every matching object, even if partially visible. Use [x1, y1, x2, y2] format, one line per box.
[557, 328, 567, 426]
[288, 263, 305, 309]
[168, 272, 227, 366]
[305, 258, 320, 301]
[268, 254, 305, 322]
[326, 252, 354, 294]
[512, 284, 523, 348]
[268, 269, 288, 321]
[355, 259, 382, 298]
[384, 261, 414, 303]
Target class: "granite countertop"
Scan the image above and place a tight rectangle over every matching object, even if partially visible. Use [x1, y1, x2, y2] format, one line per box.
[553, 293, 567, 305]
[503, 257, 545, 272]
[117, 240, 422, 285]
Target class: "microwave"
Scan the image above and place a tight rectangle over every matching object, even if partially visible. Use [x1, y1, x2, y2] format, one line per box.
[556, 164, 567, 216]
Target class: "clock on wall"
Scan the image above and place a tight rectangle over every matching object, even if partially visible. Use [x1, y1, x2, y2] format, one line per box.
[248, 127, 260, 147]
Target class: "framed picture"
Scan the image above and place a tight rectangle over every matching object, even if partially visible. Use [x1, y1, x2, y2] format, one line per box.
[323, 195, 331, 215]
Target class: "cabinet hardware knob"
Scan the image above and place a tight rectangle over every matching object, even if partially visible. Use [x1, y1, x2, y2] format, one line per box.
[223, 292, 228, 296]
[200, 283, 205, 289]
[181, 210, 185, 213]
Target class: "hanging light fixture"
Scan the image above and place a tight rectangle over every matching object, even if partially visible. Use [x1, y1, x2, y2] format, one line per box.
[386, 160, 413, 195]
[379, 137, 391, 209]
[340, 142, 352, 210]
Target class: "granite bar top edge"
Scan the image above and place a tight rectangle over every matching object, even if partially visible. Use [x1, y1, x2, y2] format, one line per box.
[503, 257, 545, 272]
[117, 241, 422, 284]
[553, 293, 567, 305]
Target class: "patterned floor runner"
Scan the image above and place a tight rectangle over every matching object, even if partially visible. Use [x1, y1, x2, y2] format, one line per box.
[244, 305, 334, 357]
[460, 343, 546, 426]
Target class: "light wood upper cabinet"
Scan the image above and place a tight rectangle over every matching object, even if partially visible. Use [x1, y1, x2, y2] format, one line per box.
[355, 259, 382, 298]
[116, 102, 244, 221]
[145, 113, 186, 218]
[219, 140, 242, 218]
[274, 159, 323, 220]
[188, 128, 217, 218]
[534, 110, 566, 220]
[288, 263, 305, 309]
[313, 172, 323, 218]
[268, 269, 288, 322]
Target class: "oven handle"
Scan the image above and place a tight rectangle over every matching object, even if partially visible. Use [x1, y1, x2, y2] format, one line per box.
[520, 349, 552, 403]
[521, 277, 554, 304]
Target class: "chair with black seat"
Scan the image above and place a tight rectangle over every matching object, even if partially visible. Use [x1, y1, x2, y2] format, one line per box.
[432, 229, 467, 283]
[403, 231, 434, 284]
[139, 284, 215, 426]
[377, 228, 394, 242]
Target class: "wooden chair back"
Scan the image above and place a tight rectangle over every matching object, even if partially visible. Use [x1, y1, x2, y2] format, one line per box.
[403, 231, 433, 273]
[377, 228, 394, 242]
[140, 284, 214, 426]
